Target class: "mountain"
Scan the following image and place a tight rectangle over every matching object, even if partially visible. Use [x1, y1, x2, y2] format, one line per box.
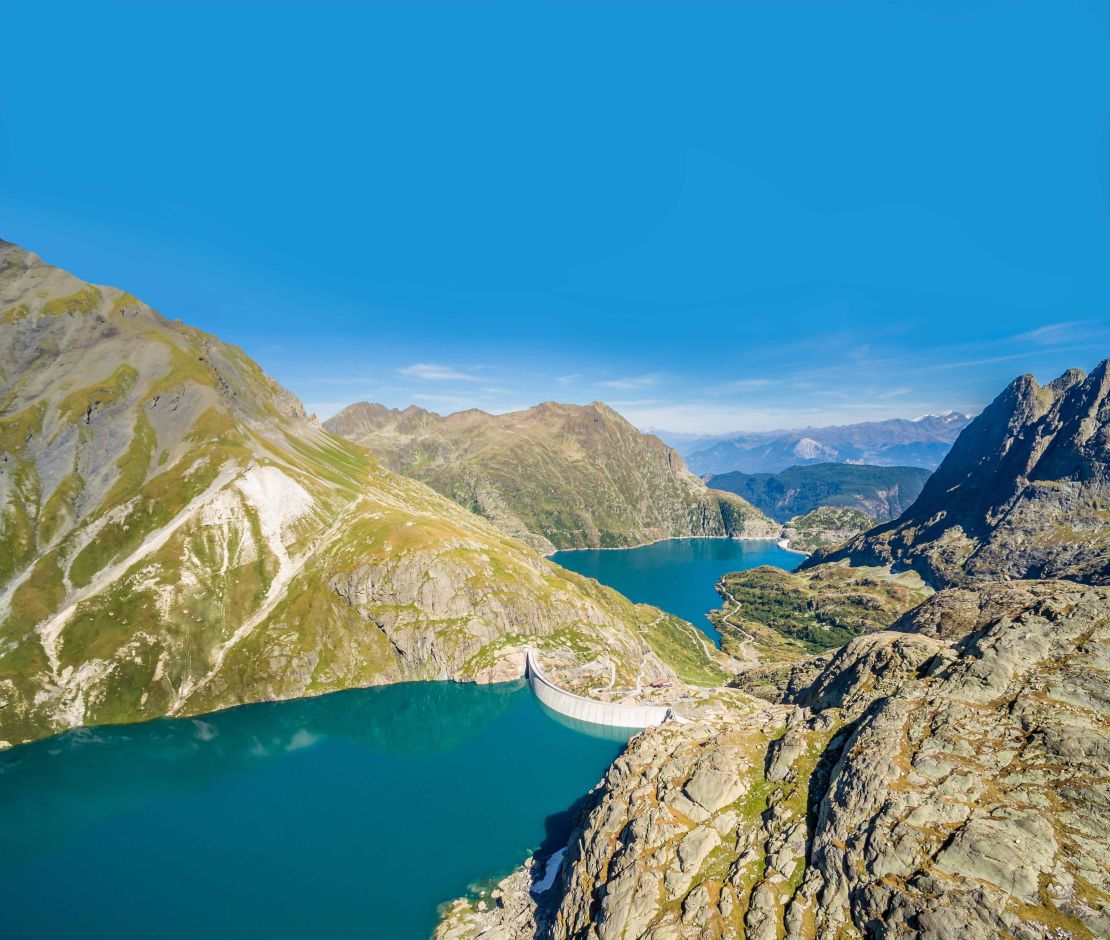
[813, 364, 1110, 587]
[684, 412, 973, 475]
[0, 241, 723, 746]
[324, 401, 777, 552]
[641, 427, 729, 455]
[707, 463, 931, 523]
[437, 579, 1110, 940]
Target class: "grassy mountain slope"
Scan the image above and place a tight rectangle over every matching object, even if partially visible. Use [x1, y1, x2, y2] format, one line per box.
[0, 241, 724, 746]
[324, 400, 777, 551]
[707, 462, 929, 523]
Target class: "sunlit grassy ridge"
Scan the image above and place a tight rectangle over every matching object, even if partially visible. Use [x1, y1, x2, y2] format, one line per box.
[324, 400, 777, 552]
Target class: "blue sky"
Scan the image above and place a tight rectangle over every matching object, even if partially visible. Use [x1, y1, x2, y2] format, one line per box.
[3, 0, 1110, 432]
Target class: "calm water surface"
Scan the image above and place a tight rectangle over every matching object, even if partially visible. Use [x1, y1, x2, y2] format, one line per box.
[551, 538, 800, 644]
[0, 682, 625, 939]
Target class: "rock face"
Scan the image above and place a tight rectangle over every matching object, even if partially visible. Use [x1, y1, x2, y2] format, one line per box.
[0, 241, 722, 746]
[707, 463, 930, 523]
[683, 413, 972, 475]
[324, 401, 777, 551]
[436, 580, 1109, 939]
[812, 364, 1110, 587]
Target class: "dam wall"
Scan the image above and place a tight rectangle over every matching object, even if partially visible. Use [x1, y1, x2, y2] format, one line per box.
[525, 648, 683, 730]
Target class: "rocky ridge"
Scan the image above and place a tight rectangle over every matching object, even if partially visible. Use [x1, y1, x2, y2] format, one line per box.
[324, 400, 777, 552]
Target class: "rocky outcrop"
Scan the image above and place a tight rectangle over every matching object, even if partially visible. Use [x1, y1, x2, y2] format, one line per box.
[811, 363, 1110, 587]
[436, 580, 1109, 939]
[0, 241, 723, 746]
[710, 562, 930, 660]
[780, 506, 874, 554]
[324, 400, 777, 550]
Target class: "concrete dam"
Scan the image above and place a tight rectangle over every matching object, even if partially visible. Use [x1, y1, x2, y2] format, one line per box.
[525, 648, 685, 731]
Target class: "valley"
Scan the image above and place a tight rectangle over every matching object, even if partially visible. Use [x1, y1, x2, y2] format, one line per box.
[1, 242, 1106, 939]
[5, 5, 1106, 937]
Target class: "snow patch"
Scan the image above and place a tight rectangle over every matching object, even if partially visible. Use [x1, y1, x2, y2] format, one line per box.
[531, 848, 567, 894]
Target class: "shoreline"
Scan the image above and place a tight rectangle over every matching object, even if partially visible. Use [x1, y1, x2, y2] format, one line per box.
[543, 534, 786, 558]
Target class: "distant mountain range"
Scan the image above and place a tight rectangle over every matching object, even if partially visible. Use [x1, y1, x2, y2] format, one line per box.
[653, 412, 974, 474]
[706, 463, 930, 523]
[324, 401, 776, 552]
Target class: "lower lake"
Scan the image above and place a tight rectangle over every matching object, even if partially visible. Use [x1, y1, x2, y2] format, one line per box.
[2, 538, 799, 939]
[0, 681, 623, 939]
[551, 537, 801, 644]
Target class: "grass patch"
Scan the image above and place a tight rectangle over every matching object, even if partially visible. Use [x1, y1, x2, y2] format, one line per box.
[641, 613, 728, 686]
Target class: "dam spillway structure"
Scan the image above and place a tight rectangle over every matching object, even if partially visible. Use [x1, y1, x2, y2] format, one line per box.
[524, 648, 686, 733]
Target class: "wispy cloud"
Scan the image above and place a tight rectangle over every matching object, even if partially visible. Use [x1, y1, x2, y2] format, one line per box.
[398, 362, 478, 381]
[556, 374, 580, 386]
[597, 373, 660, 390]
[706, 377, 780, 395]
[1012, 321, 1090, 346]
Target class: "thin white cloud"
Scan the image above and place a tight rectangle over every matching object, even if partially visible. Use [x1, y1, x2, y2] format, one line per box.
[706, 377, 780, 395]
[597, 373, 660, 390]
[1012, 321, 1090, 346]
[398, 362, 478, 381]
[556, 374, 580, 385]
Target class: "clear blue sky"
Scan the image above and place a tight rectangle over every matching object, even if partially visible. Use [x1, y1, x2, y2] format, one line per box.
[3, 0, 1109, 432]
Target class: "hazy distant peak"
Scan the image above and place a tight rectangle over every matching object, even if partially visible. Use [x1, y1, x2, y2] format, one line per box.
[681, 412, 975, 474]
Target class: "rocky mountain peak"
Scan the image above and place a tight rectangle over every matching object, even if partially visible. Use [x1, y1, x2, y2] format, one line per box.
[810, 361, 1110, 586]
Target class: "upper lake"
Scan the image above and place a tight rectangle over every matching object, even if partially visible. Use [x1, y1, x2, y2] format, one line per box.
[551, 538, 801, 644]
[0, 681, 623, 939]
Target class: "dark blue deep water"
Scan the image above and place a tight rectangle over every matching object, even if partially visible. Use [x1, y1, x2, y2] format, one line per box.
[0, 682, 623, 939]
[551, 537, 800, 643]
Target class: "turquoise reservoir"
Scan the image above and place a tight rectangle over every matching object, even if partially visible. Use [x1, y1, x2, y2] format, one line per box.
[551, 537, 800, 644]
[0, 681, 624, 939]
